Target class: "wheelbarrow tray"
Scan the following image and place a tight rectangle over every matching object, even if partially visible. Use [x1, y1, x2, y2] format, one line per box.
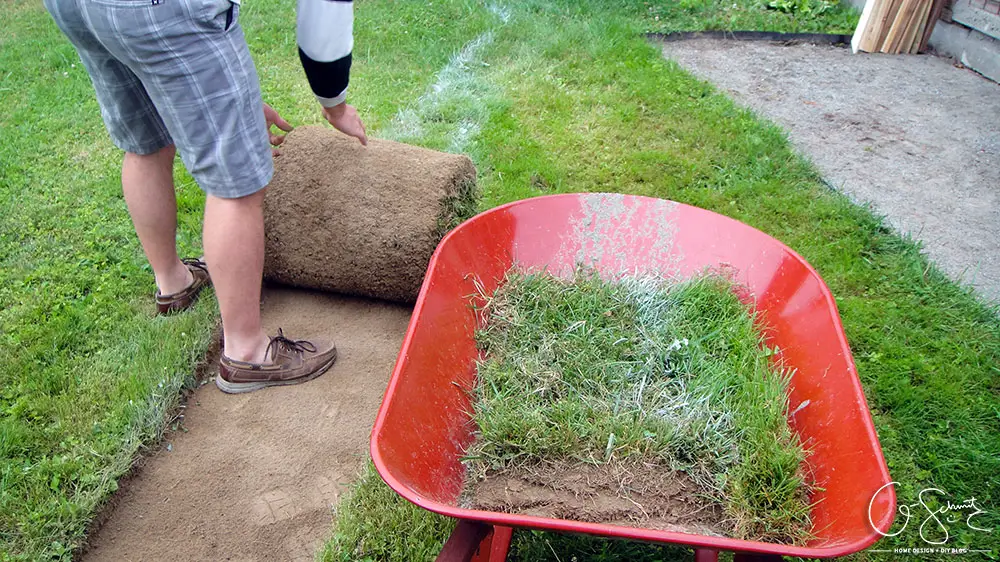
[370, 193, 895, 558]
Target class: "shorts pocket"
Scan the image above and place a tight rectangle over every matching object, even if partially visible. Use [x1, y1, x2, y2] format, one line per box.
[199, 0, 238, 32]
[224, 1, 238, 31]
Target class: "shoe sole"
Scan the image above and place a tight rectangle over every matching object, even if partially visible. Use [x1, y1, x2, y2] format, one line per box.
[215, 350, 338, 394]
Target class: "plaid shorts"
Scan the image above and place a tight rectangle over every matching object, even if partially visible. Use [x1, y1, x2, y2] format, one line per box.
[44, 0, 273, 198]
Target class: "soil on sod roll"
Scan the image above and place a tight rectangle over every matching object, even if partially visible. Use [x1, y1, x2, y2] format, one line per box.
[470, 460, 726, 536]
[263, 125, 477, 304]
[461, 269, 814, 545]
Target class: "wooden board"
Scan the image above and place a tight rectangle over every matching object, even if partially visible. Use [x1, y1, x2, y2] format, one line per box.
[919, 0, 949, 52]
[909, 0, 934, 53]
[882, 0, 922, 53]
[852, 0, 880, 52]
[875, 0, 907, 51]
[851, 0, 937, 54]
[871, 0, 902, 51]
[855, 0, 902, 52]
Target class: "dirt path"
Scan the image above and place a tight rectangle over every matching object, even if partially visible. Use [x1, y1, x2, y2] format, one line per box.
[83, 288, 411, 561]
[660, 38, 1000, 303]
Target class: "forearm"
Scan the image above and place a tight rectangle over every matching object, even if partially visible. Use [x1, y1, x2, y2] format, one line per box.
[297, 0, 353, 107]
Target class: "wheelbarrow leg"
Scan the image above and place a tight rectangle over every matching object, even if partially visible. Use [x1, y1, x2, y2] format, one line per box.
[437, 520, 489, 562]
[694, 549, 783, 562]
[436, 521, 513, 562]
[487, 526, 513, 561]
[694, 549, 719, 562]
[732, 554, 784, 561]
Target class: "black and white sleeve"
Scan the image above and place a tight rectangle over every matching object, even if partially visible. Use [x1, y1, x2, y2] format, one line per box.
[297, 0, 353, 108]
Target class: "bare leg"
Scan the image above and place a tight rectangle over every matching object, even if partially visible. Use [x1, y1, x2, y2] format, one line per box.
[203, 191, 270, 363]
[122, 145, 193, 295]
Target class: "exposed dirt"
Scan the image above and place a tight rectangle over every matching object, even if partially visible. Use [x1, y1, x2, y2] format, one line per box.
[660, 38, 1000, 303]
[463, 461, 727, 537]
[263, 126, 477, 304]
[82, 287, 411, 562]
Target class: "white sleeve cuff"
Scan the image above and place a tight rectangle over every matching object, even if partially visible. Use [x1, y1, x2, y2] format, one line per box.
[316, 91, 347, 108]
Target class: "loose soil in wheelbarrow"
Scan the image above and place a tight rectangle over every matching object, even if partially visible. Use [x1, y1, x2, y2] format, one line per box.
[461, 269, 814, 545]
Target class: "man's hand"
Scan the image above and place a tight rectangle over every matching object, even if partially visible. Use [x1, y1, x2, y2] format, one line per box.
[322, 103, 368, 146]
[263, 103, 293, 155]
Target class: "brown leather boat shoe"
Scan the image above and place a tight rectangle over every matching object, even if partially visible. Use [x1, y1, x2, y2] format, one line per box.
[216, 329, 338, 394]
[155, 258, 211, 315]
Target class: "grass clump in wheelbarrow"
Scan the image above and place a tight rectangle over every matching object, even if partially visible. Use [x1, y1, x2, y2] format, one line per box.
[462, 269, 815, 545]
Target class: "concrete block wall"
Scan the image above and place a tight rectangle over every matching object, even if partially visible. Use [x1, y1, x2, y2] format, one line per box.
[930, 18, 1000, 82]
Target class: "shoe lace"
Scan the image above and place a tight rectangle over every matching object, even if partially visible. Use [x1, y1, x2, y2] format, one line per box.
[181, 258, 208, 273]
[266, 328, 317, 360]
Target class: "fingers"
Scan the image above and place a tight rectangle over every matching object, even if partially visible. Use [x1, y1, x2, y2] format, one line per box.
[357, 124, 368, 146]
[350, 109, 368, 146]
[322, 104, 368, 146]
[346, 121, 367, 146]
[272, 114, 293, 133]
[263, 103, 293, 145]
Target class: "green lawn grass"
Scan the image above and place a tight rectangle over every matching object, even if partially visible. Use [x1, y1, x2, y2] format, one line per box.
[0, 0, 488, 559]
[4, 0, 999, 560]
[467, 270, 812, 544]
[1, 1, 219, 558]
[323, 1, 1000, 561]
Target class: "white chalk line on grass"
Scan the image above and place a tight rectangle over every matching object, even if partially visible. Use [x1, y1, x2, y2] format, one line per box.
[381, 2, 509, 154]
[488, 2, 511, 23]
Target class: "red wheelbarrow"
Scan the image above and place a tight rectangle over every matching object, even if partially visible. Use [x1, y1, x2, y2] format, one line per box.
[370, 193, 896, 561]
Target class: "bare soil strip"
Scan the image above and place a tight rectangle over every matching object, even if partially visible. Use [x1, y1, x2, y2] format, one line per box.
[83, 288, 411, 561]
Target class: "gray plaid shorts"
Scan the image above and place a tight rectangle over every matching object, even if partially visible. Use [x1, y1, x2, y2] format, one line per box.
[44, 0, 273, 198]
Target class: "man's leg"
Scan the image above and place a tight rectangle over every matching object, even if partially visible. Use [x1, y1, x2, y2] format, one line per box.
[121, 145, 194, 296]
[70, 0, 337, 391]
[42, 0, 202, 305]
[206, 187, 338, 393]
[203, 191, 269, 364]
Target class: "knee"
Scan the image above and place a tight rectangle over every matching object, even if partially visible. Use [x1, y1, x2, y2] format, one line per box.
[234, 186, 267, 205]
[159, 144, 177, 161]
[207, 186, 267, 209]
[125, 143, 176, 164]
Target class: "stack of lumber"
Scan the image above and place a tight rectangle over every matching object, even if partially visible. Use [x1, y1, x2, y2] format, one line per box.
[851, 0, 946, 54]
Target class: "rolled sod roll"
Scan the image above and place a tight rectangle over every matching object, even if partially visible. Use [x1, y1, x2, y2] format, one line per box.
[262, 125, 477, 303]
